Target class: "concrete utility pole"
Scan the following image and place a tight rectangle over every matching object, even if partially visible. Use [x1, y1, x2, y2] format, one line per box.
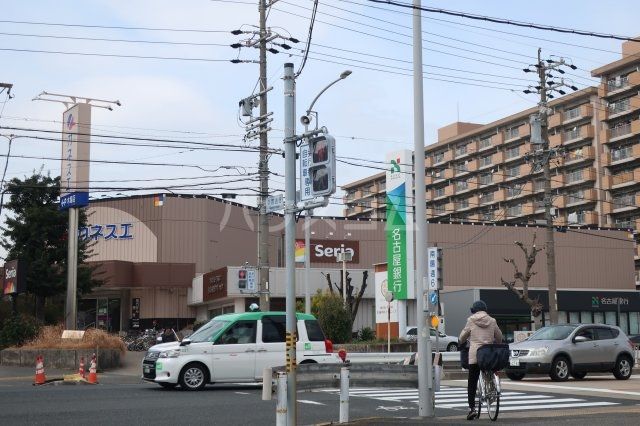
[524, 49, 578, 325]
[537, 48, 559, 326]
[283, 62, 297, 426]
[412, 0, 433, 417]
[257, 0, 271, 311]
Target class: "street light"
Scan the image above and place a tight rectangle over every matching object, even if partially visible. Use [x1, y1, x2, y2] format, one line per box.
[301, 70, 353, 314]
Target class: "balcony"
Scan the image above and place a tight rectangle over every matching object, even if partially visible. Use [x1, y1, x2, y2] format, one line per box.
[608, 143, 640, 166]
[492, 151, 505, 164]
[564, 146, 595, 166]
[504, 124, 530, 143]
[604, 97, 640, 121]
[603, 120, 640, 143]
[504, 145, 526, 163]
[454, 140, 477, 160]
[522, 201, 535, 216]
[599, 71, 640, 97]
[549, 112, 562, 129]
[562, 125, 594, 146]
[479, 191, 495, 205]
[611, 193, 640, 213]
[443, 150, 454, 163]
[444, 184, 456, 197]
[611, 168, 640, 189]
[581, 211, 599, 225]
[549, 133, 562, 148]
[431, 189, 447, 200]
[565, 167, 596, 186]
[553, 195, 567, 209]
[478, 136, 494, 152]
[566, 188, 596, 207]
[494, 188, 507, 202]
[551, 173, 565, 189]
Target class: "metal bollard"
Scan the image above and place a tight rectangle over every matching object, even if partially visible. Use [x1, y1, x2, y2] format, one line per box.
[339, 366, 350, 424]
[276, 372, 287, 426]
[262, 367, 273, 401]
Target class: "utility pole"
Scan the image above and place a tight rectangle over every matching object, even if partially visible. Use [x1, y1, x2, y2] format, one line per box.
[257, 0, 270, 311]
[412, 0, 432, 417]
[523, 49, 579, 325]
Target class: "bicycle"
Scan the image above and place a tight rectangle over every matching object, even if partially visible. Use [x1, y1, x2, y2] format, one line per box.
[476, 368, 501, 421]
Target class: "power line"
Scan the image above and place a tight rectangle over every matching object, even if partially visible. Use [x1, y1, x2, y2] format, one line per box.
[0, 31, 231, 47]
[0, 19, 231, 33]
[0, 47, 233, 62]
[368, 0, 640, 42]
[295, 0, 318, 77]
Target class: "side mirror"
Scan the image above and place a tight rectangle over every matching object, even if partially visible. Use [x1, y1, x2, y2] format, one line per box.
[573, 335, 589, 343]
[180, 339, 191, 347]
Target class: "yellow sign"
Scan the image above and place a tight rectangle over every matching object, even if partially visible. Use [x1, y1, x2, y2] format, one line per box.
[430, 315, 440, 328]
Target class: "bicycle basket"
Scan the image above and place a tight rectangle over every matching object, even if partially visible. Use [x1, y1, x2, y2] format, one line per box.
[477, 343, 510, 371]
[459, 341, 470, 369]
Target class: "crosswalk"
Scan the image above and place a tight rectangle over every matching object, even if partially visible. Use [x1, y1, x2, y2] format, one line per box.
[317, 386, 620, 413]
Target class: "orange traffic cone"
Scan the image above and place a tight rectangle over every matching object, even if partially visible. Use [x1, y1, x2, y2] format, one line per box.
[34, 355, 46, 385]
[87, 353, 98, 384]
[78, 357, 85, 378]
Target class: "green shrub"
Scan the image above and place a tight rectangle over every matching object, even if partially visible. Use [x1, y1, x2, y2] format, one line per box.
[311, 291, 351, 344]
[356, 327, 376, 342]
[0, 314, 41, 349]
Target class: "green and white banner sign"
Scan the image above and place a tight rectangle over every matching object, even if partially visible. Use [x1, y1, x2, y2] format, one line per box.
[385, 150, 414, 300]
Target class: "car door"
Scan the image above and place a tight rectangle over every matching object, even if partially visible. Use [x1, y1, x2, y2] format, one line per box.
[210, 320, 257, 381]
[570, 326, 599, 370]
[594, 327, 618, 371]
[255, 315, 290, 379]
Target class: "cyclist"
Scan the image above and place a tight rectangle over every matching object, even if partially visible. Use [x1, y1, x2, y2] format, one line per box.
[459, 300, 503, 420]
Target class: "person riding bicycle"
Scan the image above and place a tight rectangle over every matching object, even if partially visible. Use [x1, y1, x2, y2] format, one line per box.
[459, 300, 503, 420]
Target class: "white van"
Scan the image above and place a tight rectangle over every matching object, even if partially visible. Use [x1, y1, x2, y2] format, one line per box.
[142, 311, 341, 390]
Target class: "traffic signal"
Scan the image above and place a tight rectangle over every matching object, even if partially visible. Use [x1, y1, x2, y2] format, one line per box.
[308, 134, 336, 197]
[238, 269, 247, 290]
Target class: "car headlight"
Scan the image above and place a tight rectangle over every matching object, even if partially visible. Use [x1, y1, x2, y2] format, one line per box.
[158, 349, 181, 358]
[529, 347, 549, 357]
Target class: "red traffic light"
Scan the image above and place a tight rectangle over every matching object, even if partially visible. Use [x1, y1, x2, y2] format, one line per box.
[238, 270, 247, 279]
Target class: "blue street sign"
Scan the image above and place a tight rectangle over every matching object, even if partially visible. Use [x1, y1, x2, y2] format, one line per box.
[59, 192, 89, 210]
[429, 292, 438, 305]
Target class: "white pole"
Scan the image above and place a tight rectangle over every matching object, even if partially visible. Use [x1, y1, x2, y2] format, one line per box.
[339, 366, 350, 423]
[276, 372, 287, 426]
[305, 209, 312, 314]
[342, 258, 347, 306]
[262, 367, 273, 401]
[387, 302, 391, 355]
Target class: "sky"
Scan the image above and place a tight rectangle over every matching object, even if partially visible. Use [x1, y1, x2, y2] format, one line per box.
[0, 0, 638, 231]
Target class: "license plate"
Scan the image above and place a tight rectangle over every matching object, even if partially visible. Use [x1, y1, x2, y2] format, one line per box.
[143, 365, 150, 373]
[509, 358, 520, 367]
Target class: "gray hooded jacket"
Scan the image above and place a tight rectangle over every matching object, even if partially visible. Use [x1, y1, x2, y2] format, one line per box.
[458, 311, 503, 365]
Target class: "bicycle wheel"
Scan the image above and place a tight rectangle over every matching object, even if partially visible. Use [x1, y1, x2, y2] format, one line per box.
[485, 373, 500, 421]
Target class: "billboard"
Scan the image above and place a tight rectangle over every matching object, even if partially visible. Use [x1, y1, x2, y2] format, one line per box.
[3, 259, 26, 295]
[385, 150, 414, 300]
[294, 239, 360, 264]
[60, 103, 91, 208]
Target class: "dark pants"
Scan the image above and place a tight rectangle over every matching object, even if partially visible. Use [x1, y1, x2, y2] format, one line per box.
[467, 363, 480, 409]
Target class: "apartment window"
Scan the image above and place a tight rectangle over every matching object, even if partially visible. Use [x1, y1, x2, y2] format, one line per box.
[479, 173, 492, 185]
[480, 155, 492, 167]
[434, 187, 446, 198]
[457, 198, 469, 209]
[455, 180, 468, 191]
[479, 136, 492, 149]
[507, 204, 522, 217]
[607, 74, 629, 92]
[361, 200, 371, 209]
[609, 97, 631, 115]
[505, 145, 520, 159]
[610, 120, 631, 138]
[455, 143, 468, 157]
[346, 190, 356, 200]
[363, 185, 374, 195]
[433, 151, 445, 163]
[505, 165, 520, 178]
[613, 192, 636, 209]
[507, 184, 522, 198]
[481, 210, 493, 221]
[432, 168, 445, 179]
[534, 179, 545, 192]
[378, 180, 386, 191]
[566, 168, 584, 183]
[563, 106, 580, 121]
[434, 203, 446, 214]
[611, 145, 633, 161]
[566, 189, 584, 204]
[457, 161, 468, 172]
[480, 191, 494, 204]
[614, 217, 635, 229]
[564, 126, 581, 141]
[505, 126, 520, 140]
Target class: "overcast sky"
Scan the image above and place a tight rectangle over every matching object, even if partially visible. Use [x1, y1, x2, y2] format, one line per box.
[0, 0, 638, 228]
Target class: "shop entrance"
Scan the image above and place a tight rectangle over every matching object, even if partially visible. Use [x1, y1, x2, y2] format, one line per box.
[494, 315, 533, 343]
[78, 298, 121, 332]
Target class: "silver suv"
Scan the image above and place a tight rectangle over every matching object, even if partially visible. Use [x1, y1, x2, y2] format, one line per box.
[506, 324, 635, 381]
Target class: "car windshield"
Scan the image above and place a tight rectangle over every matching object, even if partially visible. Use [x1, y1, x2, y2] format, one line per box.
[528, 325, 577, 341]
[188, 320, 229, 343]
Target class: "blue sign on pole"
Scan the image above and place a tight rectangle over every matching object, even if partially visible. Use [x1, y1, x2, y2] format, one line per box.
[59, 192, 89, 210]
[429, 292, 438, 305]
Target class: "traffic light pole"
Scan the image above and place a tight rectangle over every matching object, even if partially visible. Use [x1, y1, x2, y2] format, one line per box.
[283, 62, 298, 426]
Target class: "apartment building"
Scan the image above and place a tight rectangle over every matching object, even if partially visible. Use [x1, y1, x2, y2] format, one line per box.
[342, 39, 640, 284]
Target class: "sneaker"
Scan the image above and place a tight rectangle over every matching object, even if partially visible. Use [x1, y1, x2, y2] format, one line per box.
[467, 408, 478, 420]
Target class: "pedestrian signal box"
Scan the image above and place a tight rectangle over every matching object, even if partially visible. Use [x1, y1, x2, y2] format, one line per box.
[238, 269, 247, 290]
[308, 134, 336, 197]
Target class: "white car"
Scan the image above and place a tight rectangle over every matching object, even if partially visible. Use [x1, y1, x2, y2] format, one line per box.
[403, 327, 459, 352]
[142, 311, 341, 390]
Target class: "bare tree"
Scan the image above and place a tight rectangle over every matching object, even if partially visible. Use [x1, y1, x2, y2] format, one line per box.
[324, 270, 368, 331]
[500, 234, 545, 330]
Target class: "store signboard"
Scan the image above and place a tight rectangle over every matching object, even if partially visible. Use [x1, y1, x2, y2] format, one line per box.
[60, 103, 91, 208]
[2, 259, 26, 295]
[375, 271, 398, 323]
[203, 267, 228, 301]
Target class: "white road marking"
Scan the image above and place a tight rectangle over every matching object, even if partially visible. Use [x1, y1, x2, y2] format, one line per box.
[438, 398, 582, 409]
[451, 380, 640, 397]
[498, 401, 620, 411]
[298, 400, 325, 406]
[234, 392, 250, 395]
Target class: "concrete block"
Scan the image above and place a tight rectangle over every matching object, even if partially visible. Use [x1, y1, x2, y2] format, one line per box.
[0, 349, 21, 366]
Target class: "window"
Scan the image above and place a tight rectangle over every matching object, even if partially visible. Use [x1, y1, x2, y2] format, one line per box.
[609, 97, 631, 114]
[507, 204, 522, 216]
[612, 192, 635, 209]
[480, 191, 494, 203]
[305, 320, 326, 341]
[434, 203, 446, 214]
[566, 168, 584, 183]
[566, 190, 584, 204]
[534, 179, 545, 192]
[564, 106, 580, 120]
[629, 312, 639, 335]
[189, 320, 229, 343]
[455, 144, 468, 157]
[481, 210, 493, 221]
[505, 165, 520, 178]
[564, 126, 581, 141]
[507, 184, 522, 198]
[262, 316, 288, 343]
[480, 155, 492, 167]
[378, 181, 386, 191]
[611, 145, 633, 161]
[595, 327, 617, 340]
[569, 312, 580, 324]
[479, 173, 492, 185]
[580, 311, 592, 324]
[605, 311, 617, 325]
[607, 74, 629, 91]
[457, 198, 469, 209]
[594, 311, 604, 324]
[217, 320, 256, 344]
[433, 151, 445, 163]
[575, 327, 595, 340]
[435, 187, 445, 198]
[505, 126, 520, 140]
[610, 121, 631, 138]
[432, 169, 445, 179]
[479, 137, 492, 149]
[506, 145, 520, 159]
[455, 180, 468, 191]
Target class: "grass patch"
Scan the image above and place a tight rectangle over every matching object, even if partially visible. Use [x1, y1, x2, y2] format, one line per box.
[19, 325, 126, 354]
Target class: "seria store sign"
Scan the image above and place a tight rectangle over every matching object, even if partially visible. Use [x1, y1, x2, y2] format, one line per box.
[295, 239, 359, 264]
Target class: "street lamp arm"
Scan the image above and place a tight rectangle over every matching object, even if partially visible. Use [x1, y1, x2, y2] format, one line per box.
[305, 70, 352, 115]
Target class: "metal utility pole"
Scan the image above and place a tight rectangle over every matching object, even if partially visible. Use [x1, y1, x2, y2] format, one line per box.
[412, 0, 433, 417]
[257, 0, 271, 311]
[283, 62, 297, 426]
[524, 50, 579, 325]
[304, 209, 312, 314]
